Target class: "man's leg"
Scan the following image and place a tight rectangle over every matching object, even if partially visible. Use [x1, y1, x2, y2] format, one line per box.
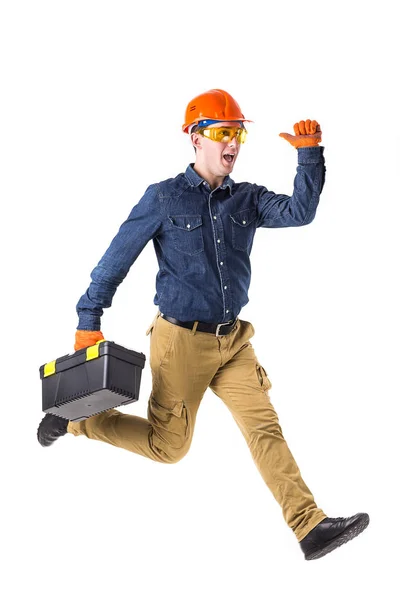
[209, 318, 327, 541]
[67, 313, 221, 463]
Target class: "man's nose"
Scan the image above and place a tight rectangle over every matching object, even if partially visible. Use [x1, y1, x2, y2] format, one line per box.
[228, 136, 239, 149]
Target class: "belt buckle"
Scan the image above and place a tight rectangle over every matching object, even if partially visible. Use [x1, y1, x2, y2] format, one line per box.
[216, 321, 232, 337]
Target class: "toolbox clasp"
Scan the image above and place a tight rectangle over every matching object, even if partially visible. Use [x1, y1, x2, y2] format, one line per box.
[86, 339, 105, 361]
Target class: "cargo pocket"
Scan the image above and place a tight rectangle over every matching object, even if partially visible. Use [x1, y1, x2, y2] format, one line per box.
[230, 208, 257, 252]
[256, 363, 272, 392]
[168, 214, 204, 256]
[150, 395, 185, 420]
[148, 395, 190, 456]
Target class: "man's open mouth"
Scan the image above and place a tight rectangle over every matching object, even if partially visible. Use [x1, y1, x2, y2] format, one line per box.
[223, 153, 235, 164]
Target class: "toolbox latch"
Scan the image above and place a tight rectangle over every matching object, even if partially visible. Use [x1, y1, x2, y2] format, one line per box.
[43, 360, 56, 377]
[86, 340, 105, 361]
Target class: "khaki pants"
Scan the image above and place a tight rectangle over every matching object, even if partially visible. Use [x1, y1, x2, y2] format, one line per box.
[68, 311, 327, 541]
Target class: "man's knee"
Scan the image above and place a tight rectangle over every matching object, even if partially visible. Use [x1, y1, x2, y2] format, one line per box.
[160, 444, 190, 464]
[151, 437, 191, 464]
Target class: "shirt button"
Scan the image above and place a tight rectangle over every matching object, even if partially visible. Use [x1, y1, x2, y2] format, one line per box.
[187, 224, 191, 228]
[217, 239, 220, 243]
[213, 216, 217, 220]
[220, 261, 223, 265]
[242, 220, 246, 225]
[224, 286, 227, 290]
[226, 310, 230, 313]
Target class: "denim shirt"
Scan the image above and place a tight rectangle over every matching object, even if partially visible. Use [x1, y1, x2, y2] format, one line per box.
[76, 146, 326, 330]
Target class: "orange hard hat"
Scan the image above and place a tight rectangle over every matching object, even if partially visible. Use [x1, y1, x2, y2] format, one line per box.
[182, 89, 252, 133]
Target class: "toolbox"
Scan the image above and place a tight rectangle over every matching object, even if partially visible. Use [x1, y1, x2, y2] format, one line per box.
[39, 340, 146, 422]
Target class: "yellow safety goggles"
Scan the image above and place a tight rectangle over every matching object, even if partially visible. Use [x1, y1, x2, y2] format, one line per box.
[197, 126, 248, 144]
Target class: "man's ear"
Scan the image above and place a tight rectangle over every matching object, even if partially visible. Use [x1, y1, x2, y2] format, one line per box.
[191, 132, 202, 152]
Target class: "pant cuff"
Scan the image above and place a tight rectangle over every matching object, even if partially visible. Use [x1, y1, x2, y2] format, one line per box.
[295, 510, 328, 542]
[67, 420, 84, 436]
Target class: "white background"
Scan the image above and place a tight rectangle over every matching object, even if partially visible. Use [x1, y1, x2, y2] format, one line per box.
[1, 0, 399, 598]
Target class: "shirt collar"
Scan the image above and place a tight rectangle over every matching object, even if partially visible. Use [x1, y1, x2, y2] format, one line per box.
[184, 164, 234, 194]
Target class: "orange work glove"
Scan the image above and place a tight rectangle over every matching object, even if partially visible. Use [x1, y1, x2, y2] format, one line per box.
[74, 330, 105, 351]
[279, 119, 322, 148]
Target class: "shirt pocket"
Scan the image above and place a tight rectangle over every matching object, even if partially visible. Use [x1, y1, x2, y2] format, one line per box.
[229, 208, 257, 252]
[168, 214, 204, 256]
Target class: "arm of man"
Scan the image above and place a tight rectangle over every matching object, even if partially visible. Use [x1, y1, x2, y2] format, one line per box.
[255, 120, 326, 228]
[75, 183, 162, 332]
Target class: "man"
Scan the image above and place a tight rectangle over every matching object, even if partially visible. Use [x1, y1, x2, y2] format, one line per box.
[37, 89, 369, 560]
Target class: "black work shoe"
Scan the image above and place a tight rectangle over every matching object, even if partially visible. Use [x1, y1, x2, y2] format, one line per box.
[299, 513, 370, 560]
[37, 413, 69, 447]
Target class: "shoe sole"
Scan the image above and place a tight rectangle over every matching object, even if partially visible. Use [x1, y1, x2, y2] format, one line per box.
[305, 513, 370, 560]
[37, 414, 68, 447]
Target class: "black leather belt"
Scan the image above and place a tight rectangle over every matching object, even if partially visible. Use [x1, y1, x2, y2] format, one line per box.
[161, 314, 237, 336]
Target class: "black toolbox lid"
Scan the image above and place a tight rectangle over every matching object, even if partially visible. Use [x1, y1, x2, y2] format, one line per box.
[39, 340, 146, 379]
